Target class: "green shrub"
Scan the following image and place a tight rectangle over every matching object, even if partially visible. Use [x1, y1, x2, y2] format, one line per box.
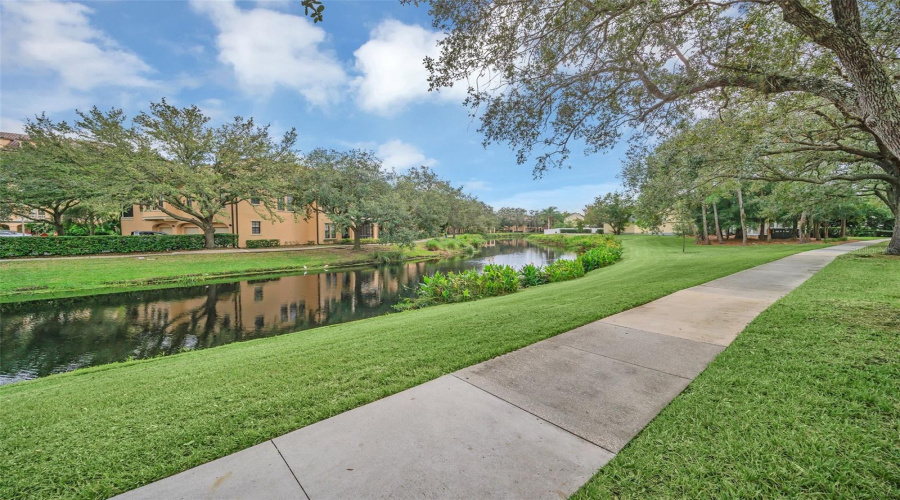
[245, 239, 280, 248]
[0, 233, 239, 258]
[528, 233, 618, 253]
[421, 234, 486, 252]
[544, 259, 585, 282]
[399, 235, 623, 310]
[518, 263, 548, 287]
[480, 264, 520, 296]
[373, 250, 404, 264]
[336, 238, 379, 245]
[214, 233, 238, 248]
[579, 245, 623, 272]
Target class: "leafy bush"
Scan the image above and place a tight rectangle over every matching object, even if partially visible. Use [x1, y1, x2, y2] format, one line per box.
[398, 235, 623, 310]
[518, 263, 548, 287]
[374, 250, 404, 264]
[422, 234, 486, 252]
[0, 233, 239, 258]
[579, 245, 623, 272]
[336, 237, 379, 245]
[214, 233, 239, 248]
[528, 233, 619, 253]
[544, 259, 586, 282]
[480, 264, 520, 296]
[245, 239, 280, 248]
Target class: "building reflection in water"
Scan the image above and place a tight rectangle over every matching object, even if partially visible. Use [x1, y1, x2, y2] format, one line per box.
[0, 239, 575, 384]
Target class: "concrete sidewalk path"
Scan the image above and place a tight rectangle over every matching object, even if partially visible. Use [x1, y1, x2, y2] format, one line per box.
[115, 240, 883, 500]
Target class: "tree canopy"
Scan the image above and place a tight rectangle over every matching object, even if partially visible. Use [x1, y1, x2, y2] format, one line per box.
[423, 0, 900, 253]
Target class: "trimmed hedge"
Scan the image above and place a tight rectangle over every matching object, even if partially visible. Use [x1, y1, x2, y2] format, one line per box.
[245, 239, 280, 248]
[560, 228, 597, 234]
[0, 233, 239, 258]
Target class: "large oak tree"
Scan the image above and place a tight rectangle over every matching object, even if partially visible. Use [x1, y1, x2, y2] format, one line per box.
[76, 100, 298, 248]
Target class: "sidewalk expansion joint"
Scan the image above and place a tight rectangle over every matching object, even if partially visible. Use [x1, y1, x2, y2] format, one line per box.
[271, 440, 310, 500]
[554, 342, 695, 381]
[450, 373, 619, 457]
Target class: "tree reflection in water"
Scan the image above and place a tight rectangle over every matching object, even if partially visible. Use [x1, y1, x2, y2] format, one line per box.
[0, 239, 575, 384]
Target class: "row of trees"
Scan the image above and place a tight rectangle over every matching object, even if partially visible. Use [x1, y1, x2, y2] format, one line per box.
[423, 0, 900, 254]
[0, 101, 498, 249]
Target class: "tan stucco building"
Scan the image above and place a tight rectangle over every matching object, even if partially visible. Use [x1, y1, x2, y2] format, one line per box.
[0, 132, 41, 233]
[120, 199, 377, 247]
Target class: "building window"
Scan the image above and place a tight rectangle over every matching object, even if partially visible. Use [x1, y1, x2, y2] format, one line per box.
[324, 223, 336, 239]
[251, 221, 261, 235]
[254, 286, 263, 302]
[122, 206, 134, 218]
[277, 197, 287, 211]
[358, 223, 374, 239]
[285, 196, 294, 211]
[250, 198, 260, 205]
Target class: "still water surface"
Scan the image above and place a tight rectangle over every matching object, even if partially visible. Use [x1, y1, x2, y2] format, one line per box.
[0, 239, 575, 384]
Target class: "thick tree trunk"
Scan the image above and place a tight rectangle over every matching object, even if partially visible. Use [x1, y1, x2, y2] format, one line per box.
[798, 211, 809, 243]
[713, 202, 724, 244]
[809, 215, 817, 241]
[736, 184, 747, 246]
[353, 228, 362, 251]
[758, 220, 766, 240]
[766, 219, 772, 242]
[841, 218, 847, 237]
[203, 225, 216, 249]
[888, 207, 900, 255]
[52, 213, 65, 236]
[701, 201, 710, 244]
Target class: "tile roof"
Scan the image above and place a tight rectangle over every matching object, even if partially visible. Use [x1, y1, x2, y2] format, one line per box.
[0, 131, 28, 148]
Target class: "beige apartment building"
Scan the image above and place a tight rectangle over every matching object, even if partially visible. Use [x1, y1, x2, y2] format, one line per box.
[120, 198, 377, 247]
[0, 132, 42, 233]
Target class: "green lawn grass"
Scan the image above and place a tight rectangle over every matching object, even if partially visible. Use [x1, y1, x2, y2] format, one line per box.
[574, 250, 900, 498]
[0, 236, 838, 499]
[0, 245, 438, 303]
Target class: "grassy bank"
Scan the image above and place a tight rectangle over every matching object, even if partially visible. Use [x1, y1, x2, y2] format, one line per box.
[0, 236, 836, 499]
[574, 250, 899, 498]
[0, 244, 442, 303]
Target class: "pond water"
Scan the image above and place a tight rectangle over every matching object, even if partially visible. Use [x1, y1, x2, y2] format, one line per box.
[0, 239, 575, 384]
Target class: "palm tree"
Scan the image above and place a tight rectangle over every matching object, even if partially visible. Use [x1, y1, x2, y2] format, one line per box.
[539, 206, 561, 230]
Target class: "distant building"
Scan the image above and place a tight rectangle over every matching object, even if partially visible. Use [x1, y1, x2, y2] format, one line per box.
[564, 212, 584, 225]
[120, 200, 377, 247]
[0, 132, 46, 234]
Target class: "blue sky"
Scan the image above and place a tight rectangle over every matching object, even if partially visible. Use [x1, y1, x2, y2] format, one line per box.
[0, 0, 626, 213]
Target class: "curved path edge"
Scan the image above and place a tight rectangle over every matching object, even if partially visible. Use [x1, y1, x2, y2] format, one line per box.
[114, 240, 886, 500]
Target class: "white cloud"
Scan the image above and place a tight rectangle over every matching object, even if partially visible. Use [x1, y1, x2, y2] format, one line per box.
[191, 0, 346, 106]
[0, 117, 27, 134]
[487, 183, 622, 213]
[375, 139, 437, 171]
[1, 1, 154, 91]
[353, 19, 467, 115]
[462, 179, 491, 192]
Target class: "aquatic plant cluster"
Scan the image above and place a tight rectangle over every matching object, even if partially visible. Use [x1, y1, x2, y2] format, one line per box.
[400, 235, 622, 309]
[424, 234, 487, 252]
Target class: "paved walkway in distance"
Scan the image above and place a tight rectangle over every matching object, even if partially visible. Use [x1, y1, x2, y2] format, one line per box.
[115, 240, 884, 500]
